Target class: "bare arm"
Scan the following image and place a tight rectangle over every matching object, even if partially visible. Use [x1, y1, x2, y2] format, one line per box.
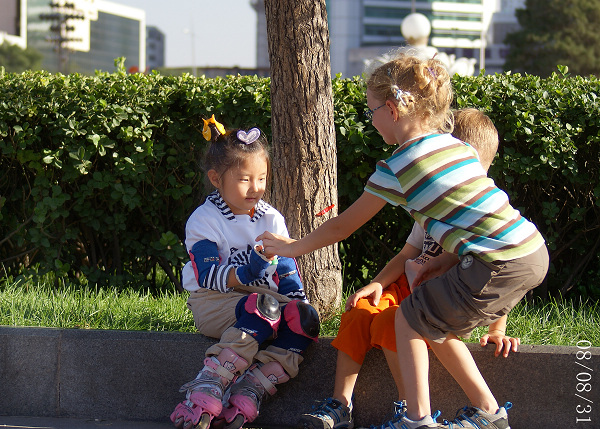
[257, 192, 387, 258]
[411, 251, 459, 289]
[345, 242, 421, 310]
[480, 314, 521, 357]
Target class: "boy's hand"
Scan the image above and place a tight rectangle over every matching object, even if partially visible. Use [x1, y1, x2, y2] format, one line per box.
[411, 252, 459, 289]
[256, 231, 296, 259]
[480, 330, 520, 358]
[345, 282, 383, 311]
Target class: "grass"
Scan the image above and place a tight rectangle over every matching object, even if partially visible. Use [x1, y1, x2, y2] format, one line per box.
[0, 277, 197, 332]
[1, 276, 598, 346]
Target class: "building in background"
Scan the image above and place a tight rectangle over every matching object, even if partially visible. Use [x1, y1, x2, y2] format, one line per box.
[253, 0, 524, 77]
[329, 0, 525, 77]
[27, 0, 145, 74]
[0, 0, 27, 48]
[146, 25, 164, 71]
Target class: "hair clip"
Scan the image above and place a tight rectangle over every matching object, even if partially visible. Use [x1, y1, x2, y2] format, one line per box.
[202, 114, 226, 141]
[428, 53, 438, 78]
[237, 128, 261, 145]
[391, 85, 409, 106]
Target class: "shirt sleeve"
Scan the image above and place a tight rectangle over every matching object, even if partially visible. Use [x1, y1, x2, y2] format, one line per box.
[188, 239, 233, 293]
[364, 160, 406, 207]
[406, 222, 425, 250]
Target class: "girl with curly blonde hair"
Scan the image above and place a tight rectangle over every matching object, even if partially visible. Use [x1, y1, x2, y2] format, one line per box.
[259, 53, 548, 429]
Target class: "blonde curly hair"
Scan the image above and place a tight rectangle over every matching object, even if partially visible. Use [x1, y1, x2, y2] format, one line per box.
[366, 53, 454, 134]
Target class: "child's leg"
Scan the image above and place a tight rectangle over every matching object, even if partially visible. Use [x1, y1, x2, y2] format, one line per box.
[395, 307, 432, 421]
[427, 334, 498, 413]
[224, 300, 319, 428]
[382, 348, 405, 401]
[333, 350, 362, 407]
[172, 293, 280, 429]
[186, 289, 243, 338]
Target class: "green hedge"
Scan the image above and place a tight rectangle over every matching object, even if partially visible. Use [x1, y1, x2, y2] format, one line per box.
[1, 63, 598, 299]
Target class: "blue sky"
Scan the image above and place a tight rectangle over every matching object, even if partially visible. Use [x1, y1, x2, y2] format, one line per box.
[114, 0, 257, 68]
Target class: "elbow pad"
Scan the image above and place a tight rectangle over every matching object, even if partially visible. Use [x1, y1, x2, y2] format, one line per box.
[189, 239, 232, 293]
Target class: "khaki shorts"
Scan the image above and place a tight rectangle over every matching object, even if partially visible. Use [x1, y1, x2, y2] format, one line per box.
[186, 288, 305, 377]
[400, 244, 549, 344]
[187, 288, 244, 339]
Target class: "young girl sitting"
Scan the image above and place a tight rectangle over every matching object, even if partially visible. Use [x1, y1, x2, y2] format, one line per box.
[170, 116, 319, 429]
[258, 54, 548, 429]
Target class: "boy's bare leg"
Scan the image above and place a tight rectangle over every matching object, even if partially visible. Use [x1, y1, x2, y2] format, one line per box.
[428, 334, 499, 413]
[395, 309, 431, 420]
[332, 350, 362, 406]
[382, 348, 405, 401]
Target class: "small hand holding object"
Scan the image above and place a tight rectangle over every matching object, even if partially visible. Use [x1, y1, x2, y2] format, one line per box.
[235, 245, 273, 285]
[345, 281, 384, 312]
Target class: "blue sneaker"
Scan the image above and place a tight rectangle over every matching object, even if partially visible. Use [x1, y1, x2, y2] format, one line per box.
[298, 397, 354, 429]
[365, 400, 443, 429]
[443, 402, 512, 429]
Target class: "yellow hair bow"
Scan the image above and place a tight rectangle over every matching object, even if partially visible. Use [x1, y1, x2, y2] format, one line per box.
[202, 114, 226, 141]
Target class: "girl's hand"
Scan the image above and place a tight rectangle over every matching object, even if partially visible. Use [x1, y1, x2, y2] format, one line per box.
[256, 231, 296, 259]
[480, 330, 520, 358]
[345, 282, 384, 311]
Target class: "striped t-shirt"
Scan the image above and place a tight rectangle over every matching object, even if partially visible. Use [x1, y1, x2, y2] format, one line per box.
[365, 133, 545, 262]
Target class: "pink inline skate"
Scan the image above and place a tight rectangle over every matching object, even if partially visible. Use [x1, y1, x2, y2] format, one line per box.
[171, 348, 248, 429]
[221, 361, 290, 429]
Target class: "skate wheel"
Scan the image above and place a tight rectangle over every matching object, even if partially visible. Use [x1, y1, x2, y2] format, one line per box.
[211, 417, 226, 429]
[224, 414, 245, 429]
[194, 413, 212, 429]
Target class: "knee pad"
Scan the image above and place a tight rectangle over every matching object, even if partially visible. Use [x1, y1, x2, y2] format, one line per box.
[284, 300, 320, 340]
[270, 301, 319, 354]
[234, 293, 281, 344]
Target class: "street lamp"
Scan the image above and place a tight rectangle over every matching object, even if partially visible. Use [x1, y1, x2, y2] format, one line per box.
[183, 24, 197, 76]
[400, 13, 438, 58]
[401, 12, 431, 46]
[400, 13, 476, 76]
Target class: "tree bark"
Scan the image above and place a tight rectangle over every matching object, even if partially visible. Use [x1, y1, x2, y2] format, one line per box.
[264, 0, 342, 317]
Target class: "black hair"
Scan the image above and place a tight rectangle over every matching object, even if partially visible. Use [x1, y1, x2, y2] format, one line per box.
[202, 122, 271, 191]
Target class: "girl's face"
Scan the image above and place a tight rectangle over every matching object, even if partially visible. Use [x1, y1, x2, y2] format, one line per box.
[210, 152, 268, 216]
[366, 89, 397, 146]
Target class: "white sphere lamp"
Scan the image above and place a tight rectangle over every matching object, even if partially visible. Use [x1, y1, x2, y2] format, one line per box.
[401, 13, 431, 46]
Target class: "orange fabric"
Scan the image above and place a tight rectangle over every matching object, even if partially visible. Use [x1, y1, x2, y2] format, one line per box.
[331, 274, 412, 365]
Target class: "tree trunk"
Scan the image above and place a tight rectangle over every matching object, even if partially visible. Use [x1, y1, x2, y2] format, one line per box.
[264, 0, 342, 318]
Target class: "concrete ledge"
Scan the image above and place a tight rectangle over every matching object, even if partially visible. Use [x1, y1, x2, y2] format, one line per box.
[1, 326, 598, 428]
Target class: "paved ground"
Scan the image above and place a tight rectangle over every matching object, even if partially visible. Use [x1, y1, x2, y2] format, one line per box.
[0, 416, 170, 429]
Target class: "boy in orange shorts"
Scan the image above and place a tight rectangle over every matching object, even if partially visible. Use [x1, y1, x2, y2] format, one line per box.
[297, 109, 519, 429]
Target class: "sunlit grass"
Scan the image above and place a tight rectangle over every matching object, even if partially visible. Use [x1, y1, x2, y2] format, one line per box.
[1, 276, 598, 346]
[0, 277, 196, 332]
[320, 288, 599, 346]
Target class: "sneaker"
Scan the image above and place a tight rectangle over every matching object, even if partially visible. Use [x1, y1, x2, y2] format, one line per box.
[443, 402, 512, 429]
[364, 401, 443, 429]
[298, 397, 354, 429]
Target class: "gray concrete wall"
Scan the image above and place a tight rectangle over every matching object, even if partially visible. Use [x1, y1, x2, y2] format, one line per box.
[0, 326, 598, 428]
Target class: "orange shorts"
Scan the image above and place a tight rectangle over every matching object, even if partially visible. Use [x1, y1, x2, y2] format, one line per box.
[331, 274, 411, 365]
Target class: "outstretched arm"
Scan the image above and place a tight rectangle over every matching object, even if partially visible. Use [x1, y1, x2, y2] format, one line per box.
[257, 191, 387, 258]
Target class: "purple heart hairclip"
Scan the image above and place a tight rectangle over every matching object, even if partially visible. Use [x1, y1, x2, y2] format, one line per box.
[237, 128, 260, 145]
